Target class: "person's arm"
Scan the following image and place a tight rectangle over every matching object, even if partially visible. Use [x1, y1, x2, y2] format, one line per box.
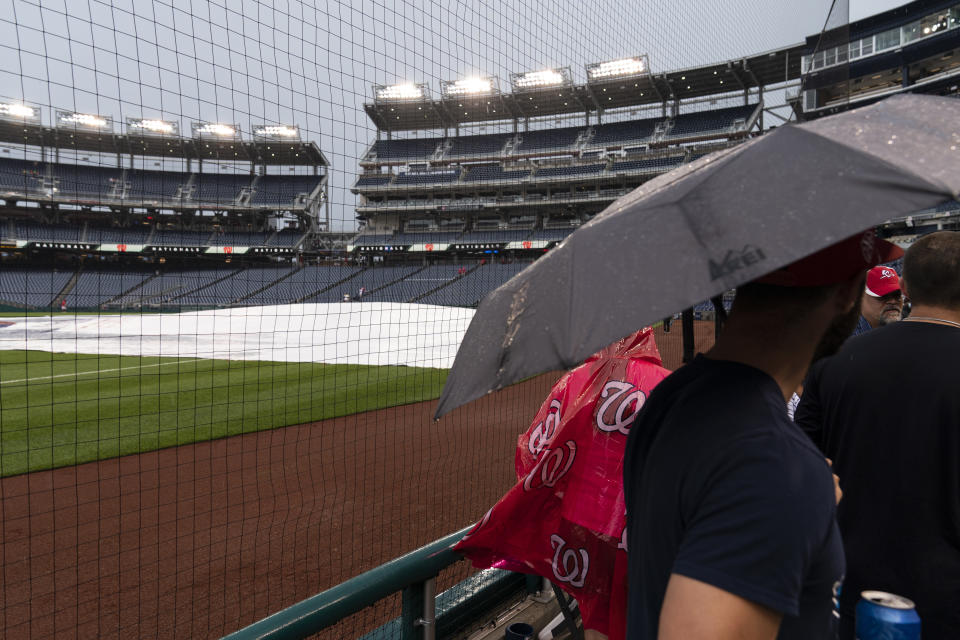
[659, 574, 782, 640]
[794, 360, 826, 450]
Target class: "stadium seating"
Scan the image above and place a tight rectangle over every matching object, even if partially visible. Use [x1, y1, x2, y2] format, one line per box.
[362, 265, 463, 302]
[0, 269, 73, 307]
[394, 170, 461, 186]
[308, 266, 420, 303]
[125, 169, 191, 201]
[50, 163, 121, 199]
[86, 226, 152, 244]
[664, 104, 757, 140]
[367, 138, 441, 161]
[150, 229, 214, 246]
[590, 117, 659, 147]
[463, 164, 530, 182]
[242, 265, 361, 304]
[445, 133, 514, 158]
[458, 230, 531, 243]
[417, 263, 530, 307]
[610, 156, 684, 173]
[14, 221, 83, 242]
[63, 271, 152, 307]
[192, 173, 252, 205]
[267, 229, 305, 247]
[0, 157, 45, 193]
[111, 270, 238, 306]
[534, 164, 606, 178]
[208, 231, 271, 246]
[515, 125, 585, 153]
[529, 228, 575, 242]
[172, 266, 296, 305]
[355, 174, 394, 187]
[250, 175, 321, 206]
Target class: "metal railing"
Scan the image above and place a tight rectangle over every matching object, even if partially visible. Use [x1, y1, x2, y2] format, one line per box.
[222, 526, 537, 640]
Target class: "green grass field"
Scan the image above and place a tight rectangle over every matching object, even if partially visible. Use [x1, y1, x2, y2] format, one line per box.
[0, 350, 447, 477]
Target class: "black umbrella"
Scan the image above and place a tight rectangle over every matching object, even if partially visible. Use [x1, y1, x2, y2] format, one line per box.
[435, 94, 960, 419]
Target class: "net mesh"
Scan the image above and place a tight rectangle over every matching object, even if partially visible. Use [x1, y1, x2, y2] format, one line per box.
[0, 0, 846, 637]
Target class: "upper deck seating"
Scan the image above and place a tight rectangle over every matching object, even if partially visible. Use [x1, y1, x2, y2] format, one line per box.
[50, 163, 120, 199]
[0, 158, 44, 193]
[355, 174, 394, 187]
[515, 125, 584, 153]
[610, 156, 684, 173]
[192, 174, 252, 204]
[446, 133, 514, 157]
[664, 104, 757, 140]
[125, 169, 190, 200]
[591, 118, 659, 146]
[394, 171, 460, 186]
[534, 164, 606, 178]
[463, 164, 530, 182]
[368, 138, 441, 161]
[250, 175, 321, 206]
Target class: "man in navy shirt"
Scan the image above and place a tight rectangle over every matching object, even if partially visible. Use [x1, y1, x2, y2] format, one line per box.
[624, 230, 902, 639]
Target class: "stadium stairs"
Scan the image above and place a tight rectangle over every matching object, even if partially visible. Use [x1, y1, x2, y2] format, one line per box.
[410, 262, 482, 303]
[295, 267, 366, 303]
[103, 273, 159, 308]
[169, 268, 245, 305]
[51, 270, 82, 308]
[366, 264, 430, 300]
[232, 265, 302, 305]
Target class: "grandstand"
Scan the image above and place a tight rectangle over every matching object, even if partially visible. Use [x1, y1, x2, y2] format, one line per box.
[349, 0, 960, 264]
[351, 51, 779, 258]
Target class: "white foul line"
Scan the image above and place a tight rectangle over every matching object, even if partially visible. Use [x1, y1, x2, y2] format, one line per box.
[0, 357, 204, 385]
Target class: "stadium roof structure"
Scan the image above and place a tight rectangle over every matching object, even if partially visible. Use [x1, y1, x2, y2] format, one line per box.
[0, 119, 327, 166]
[364, 43, 806, 132]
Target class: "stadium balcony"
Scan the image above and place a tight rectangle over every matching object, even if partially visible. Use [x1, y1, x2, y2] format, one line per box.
[529, 163, 607, 182]
[660, 103, 759, 142]
[86, 225, 152, 244]
[463, 164, 531, 183]
[513, 124, 587, 154]
[444, 133, 515, 159]
[208, 231, 272, 246]
[124, 169, 191, 201]
[589, 116, 659, 148]
[610, 155, 685, 174]
[363, 138, 442, 164]
[354, 173, 395, 188]
[249, 175, 323, 208]
[191, 173, 254, 206]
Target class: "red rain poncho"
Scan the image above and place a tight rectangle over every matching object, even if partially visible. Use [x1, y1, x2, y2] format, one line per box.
[455, 328, 670, 639]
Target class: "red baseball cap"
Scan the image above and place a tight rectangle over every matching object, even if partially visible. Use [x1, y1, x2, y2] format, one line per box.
[755, 229, 903, 287]
[865, 265, 900, 297]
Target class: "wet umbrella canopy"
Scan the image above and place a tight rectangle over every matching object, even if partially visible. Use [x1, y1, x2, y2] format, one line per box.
[435, 94, 960, 419]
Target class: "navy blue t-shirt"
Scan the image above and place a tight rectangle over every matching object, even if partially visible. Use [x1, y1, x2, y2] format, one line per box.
[624, 355, 844, 639]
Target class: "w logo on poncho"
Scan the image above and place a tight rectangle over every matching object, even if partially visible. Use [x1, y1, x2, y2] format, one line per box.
[454, 328, 670, 640]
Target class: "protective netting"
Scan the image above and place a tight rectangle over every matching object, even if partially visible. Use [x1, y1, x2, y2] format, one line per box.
[0, 0, 846, 637]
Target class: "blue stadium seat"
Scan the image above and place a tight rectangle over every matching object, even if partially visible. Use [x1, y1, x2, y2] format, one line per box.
[250, 175, 322, 206]
[534, 164, 606, 178]
[463, 164, 530, 182]
[368, 138, 441, 161]
[515, 125, 584, 152]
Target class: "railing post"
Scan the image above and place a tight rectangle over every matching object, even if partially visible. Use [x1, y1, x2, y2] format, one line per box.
[402, 576, 436, 640]
[402, 580, 424, 640]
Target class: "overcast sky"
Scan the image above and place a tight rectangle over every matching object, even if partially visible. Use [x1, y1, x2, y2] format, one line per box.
[0, 0, 908, 230]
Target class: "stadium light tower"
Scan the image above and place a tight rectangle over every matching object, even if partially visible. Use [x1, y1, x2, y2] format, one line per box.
[252, 124, 301, 140]
[373, 82, 429, 102]
[0, 101, 40, 123]
[126, 117, 179, 136]
[191, 121, 241, 139]
[441, 76, 497, 97]
[586, 55, 649, 81]
[56, 110, 113, 132]
[510, 67, 572, 91]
